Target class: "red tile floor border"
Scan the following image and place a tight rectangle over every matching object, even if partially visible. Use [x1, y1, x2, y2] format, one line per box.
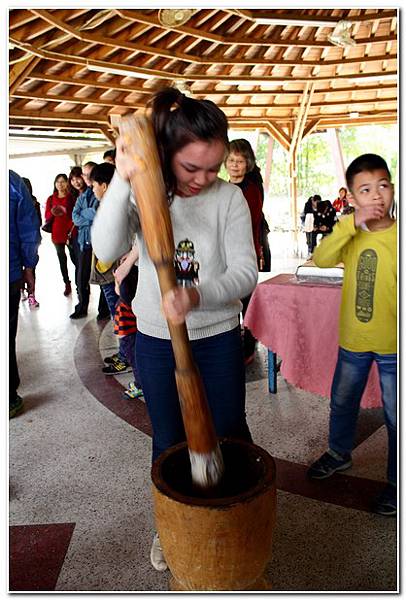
[75, 319, 389, 515]
[74, 319, 152, 436]
[9, 523, 75, 591]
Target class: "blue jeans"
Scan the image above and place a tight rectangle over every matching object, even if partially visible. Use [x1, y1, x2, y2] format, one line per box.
[136, 327, 252, 461]
[120, 333, 141, 387]
[101, 283, 127, 364]
[329, 347, 397, 485]
[101, 283, 119, 318]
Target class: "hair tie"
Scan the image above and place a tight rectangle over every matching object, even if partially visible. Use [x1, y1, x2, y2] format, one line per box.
[170, 91, 186, 112]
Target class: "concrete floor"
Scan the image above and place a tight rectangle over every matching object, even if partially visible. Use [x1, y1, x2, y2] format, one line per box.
[9, 235, 398, 592]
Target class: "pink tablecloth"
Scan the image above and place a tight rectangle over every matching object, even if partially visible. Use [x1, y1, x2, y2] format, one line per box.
[244, 273, 382, 409]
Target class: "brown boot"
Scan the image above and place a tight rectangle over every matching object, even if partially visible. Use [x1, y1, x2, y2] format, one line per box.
[64, 281, 72, 296]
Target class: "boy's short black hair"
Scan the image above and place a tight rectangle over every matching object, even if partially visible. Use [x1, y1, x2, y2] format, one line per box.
[103, 148, 116, 160]
[89, 162, 115, 185]
[346, 153, 391, 191]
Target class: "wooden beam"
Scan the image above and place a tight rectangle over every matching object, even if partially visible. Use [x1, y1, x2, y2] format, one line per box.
[25, 70, 397, 98]
[265, 122, 291, 151]
[9, 39, 398, 85]
[11, 90, 397, 113]
[99, 126, 116, 145]
[296, 84, 315, 150]
[302, 119, 321, 138]
[9, 55, 41, 94]
[9, 118, 105, 131]
[326, 128, 346, 188]
[10, 91, 143, 110]
[263, 135, 274, 195]
[228, 120, 291, 151]
[290, 83, 311, 156]
[10, 108, 110, 125]
[9, 144, 112, 160]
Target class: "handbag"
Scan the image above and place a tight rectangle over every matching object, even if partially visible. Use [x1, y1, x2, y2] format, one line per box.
[41, 217, 54, 233]
[66, 223, 77, 245]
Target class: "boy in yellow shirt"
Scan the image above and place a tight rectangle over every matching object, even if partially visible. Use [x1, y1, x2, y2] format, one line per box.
[307, 154, 397, 517]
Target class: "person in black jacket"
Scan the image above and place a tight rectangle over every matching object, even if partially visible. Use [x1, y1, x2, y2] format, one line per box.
[301, 195, 320, 256]
[314, 200, 337, 238]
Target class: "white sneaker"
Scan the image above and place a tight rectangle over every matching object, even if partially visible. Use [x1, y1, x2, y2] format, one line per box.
[150, 533, 167, 571]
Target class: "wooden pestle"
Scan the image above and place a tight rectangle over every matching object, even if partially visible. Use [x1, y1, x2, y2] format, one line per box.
[119, 114, 224, 488]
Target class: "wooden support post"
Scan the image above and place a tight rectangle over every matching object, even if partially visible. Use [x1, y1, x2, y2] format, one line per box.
[326, 128, 346, 189]
[263, 135, 274, 197]
[288, 83, 314, 255]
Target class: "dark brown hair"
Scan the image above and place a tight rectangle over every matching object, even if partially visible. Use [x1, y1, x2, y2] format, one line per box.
[149, 87, 229, 201]
[68, 166, 85, 198]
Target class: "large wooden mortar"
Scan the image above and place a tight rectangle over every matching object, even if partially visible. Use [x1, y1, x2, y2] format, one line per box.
[151, 438, 277, 591]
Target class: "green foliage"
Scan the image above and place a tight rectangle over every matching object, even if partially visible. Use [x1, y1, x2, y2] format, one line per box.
[254, 123, 397, 198]
[338, 125, 398, 184]
[247, 123, 398, 231]
[297, 133, 336, 199]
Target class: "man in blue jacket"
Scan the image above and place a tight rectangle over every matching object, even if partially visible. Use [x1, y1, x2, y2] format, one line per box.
[9, 170, 41, 417]
[71, 162, 99, 319]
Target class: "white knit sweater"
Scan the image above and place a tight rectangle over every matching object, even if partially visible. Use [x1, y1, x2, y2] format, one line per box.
[91, 171, 258, 340]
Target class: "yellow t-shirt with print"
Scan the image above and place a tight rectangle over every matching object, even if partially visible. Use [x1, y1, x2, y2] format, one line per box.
[313, 214, 397, 354]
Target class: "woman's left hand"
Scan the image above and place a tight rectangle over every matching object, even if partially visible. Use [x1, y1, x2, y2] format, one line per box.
[51, 205, 66, 216]
[161, 287, 200, 325]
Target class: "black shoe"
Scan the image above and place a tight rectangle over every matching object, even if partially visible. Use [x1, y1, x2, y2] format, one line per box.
[102, 359, 131, 375]
[372, 484, 397, 517]
[70, 311, 87, 319]
[307, 450, 352, 480]
[103, 353, 119, 364]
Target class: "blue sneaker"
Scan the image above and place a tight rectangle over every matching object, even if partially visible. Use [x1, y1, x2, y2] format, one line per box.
[372, 484, 397, 517]
[307, 449, 352, 480]
[122, 382, 143, 400]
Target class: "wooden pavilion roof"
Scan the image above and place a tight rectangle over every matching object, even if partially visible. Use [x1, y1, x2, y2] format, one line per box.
[9, 8, 397, 148]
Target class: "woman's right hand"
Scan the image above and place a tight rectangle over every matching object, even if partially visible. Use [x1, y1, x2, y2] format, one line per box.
[115, 136, 140, 181]
[161, 287, 200, 325]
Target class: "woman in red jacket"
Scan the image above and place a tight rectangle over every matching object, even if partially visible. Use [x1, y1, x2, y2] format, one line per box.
[225, 139, 268, 365]
[44, 173, 76, 296]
